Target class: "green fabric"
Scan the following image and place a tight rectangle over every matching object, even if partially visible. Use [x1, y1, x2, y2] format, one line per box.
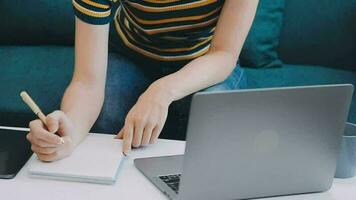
[0, 0, 74, 45]
[0, 46, 74, 127]
[245, 64, 356, 123]
[278, 0, 356, 69]
[239, 0, 285, 68]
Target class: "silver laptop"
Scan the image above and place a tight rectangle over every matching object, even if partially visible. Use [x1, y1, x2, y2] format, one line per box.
[134, 84, 354, 200]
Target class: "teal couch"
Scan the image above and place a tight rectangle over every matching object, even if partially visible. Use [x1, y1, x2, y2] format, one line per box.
[0, 0, 355, 134]
[246, 0, 356, 123]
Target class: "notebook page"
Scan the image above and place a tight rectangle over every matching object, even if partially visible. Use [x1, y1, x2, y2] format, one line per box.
[28, 134, 124, 181]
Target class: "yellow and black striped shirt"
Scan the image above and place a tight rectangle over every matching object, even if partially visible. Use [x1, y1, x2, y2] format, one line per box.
[72, 0, 225, 62]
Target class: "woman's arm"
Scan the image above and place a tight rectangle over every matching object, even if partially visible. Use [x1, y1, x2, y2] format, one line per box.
[61, 18, 109, 145]
[27, 18, 110, 161]
[118, 0, 259, 154]
[158, 0, 259, 100]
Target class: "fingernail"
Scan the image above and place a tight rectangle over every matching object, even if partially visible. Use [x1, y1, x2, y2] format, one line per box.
[123, 151, 129, 156]
[58, 138, 64, 144]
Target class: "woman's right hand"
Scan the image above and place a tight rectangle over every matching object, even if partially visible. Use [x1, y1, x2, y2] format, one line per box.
[26, 110, 76, 162]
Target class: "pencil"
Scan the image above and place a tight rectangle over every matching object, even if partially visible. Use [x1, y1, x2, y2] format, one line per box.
[20, 91, 64, 144]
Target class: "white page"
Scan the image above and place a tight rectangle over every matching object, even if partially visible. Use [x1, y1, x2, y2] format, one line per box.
[28, 133, 125, 184]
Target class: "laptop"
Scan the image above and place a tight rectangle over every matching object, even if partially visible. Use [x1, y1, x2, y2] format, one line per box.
[134, 84, 354, 200]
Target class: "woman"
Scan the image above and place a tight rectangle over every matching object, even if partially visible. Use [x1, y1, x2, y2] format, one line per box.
[26, 0, 258, 161]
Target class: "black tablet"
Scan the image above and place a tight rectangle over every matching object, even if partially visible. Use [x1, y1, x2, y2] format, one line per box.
[0, 129, 32, 179]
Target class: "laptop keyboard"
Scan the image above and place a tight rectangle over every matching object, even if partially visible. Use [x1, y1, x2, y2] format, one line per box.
[159, 174, 181, 194]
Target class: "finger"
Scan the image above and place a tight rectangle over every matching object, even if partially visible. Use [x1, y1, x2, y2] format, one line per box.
[115, 128, 124, 139]
[31, 145, 59, 155]
[29, 120, 62, 144]
[132, 121, 144, 148]
[123, 124, 133, 156]
[27, 133, 60, 148]
[149, 125, 163, 144]
[37, 152, 58, 162]
[141, 124, 155, 146]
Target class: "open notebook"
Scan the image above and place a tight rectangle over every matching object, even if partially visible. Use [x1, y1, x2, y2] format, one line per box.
[27, 133, 126, 185]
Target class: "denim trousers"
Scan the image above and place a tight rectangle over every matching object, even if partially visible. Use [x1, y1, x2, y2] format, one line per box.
[93, 53, 247, 140]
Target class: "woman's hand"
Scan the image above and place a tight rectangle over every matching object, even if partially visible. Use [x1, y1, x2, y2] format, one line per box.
[115, 81, 173, 155]
[27, 111, 76, 162]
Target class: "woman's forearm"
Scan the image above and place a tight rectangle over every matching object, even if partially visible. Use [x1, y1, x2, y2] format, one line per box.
[60, 81, 105, 146]
[153, 0, 258, 103]
[60, 18, 109, 146]
[154, 50, 237, 102]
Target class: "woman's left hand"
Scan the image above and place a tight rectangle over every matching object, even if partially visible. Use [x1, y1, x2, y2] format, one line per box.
[115, 81, 173, 155]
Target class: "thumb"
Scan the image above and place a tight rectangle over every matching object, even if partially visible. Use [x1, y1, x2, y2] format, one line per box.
[46, 111, 67, 135]
[46, 115, 59, 134]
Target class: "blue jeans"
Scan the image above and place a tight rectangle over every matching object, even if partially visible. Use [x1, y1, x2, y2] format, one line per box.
[93, 53, 247, 140]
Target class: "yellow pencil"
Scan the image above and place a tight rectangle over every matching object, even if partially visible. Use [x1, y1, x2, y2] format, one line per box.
[20, 91, 64, 144]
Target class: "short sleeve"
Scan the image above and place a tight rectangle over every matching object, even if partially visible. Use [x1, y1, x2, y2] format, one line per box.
[72, 0, 114, 25]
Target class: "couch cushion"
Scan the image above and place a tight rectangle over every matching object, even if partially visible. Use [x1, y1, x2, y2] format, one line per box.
[279, 0, 356, 69]
[0, 46, 74, 127]
[245, 64, 356, 123]
[0, 0, 75, 45]
[239, 0, 285, 68]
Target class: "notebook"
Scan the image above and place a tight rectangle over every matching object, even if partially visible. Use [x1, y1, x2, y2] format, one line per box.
[27, 133, 126, 185]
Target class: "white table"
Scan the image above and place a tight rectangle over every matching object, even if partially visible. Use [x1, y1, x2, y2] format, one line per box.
[1, 126, 355, 200]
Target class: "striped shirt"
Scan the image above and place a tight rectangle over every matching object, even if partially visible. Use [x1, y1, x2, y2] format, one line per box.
[72, 0, 225, 62]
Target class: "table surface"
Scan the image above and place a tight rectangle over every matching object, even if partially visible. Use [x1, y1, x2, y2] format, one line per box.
[0, 126, 355, 200]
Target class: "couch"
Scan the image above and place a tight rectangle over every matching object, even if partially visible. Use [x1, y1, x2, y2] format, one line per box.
[0, 0, 355, 138]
